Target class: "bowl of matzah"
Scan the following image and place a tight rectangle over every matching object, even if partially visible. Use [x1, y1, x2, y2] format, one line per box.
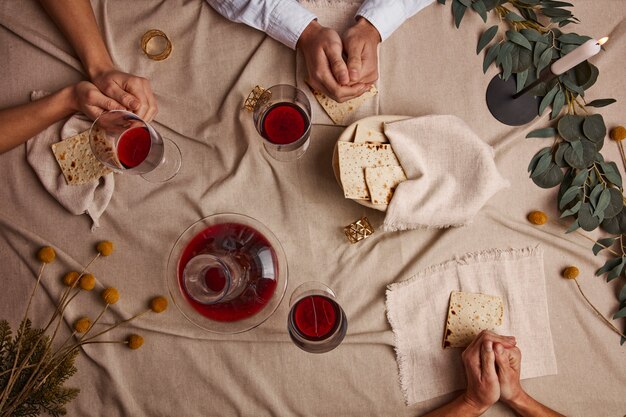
[332, 115, 410, 211]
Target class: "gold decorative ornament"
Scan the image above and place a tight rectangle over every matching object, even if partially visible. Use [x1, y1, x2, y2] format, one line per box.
[243, 85, 269, 112]
[344, 216, 374, 243]
[141, 29, 173, 61]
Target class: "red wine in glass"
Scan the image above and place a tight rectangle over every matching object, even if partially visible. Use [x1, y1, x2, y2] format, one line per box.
[292, 295, 341, 340]
[260, 102, 309, 145]
[117, 126, 152, 168]
[287, 282, 347, 353]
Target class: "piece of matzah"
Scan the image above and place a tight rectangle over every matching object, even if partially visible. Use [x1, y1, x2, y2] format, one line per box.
[338, 141, 400, 200]
[354, 121, 387, 143]
[51, 130, 111, 185]
[312, 85, 378, 125]
[442, 291, 504, 349]
[364, 165, 407, 205]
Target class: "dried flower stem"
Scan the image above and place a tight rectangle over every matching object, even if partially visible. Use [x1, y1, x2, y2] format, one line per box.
[550, 219, 621, 257]
[573, 278, 626, 339]
[0, 263, 46, 409]
[80, 305, 109, 341]
[615, 140, 626, 175]
[80, 309, 150, 344]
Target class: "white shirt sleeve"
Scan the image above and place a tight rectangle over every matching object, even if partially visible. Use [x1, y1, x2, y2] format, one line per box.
[205, 0, 317, 50]
[356, 0, 436, 41]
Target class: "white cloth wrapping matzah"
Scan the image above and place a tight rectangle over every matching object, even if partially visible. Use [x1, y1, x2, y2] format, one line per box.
[26, 91, 114, 230]
[383, 115, 509, 231]
[385, 246, 558, 405]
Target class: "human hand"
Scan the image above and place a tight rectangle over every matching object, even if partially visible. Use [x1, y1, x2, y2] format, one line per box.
[70, 81, 125, 120]
[494, 343, 525, 405]
[342, 17, 380, 86]
[297, 20, 370, 102]
[91, 69, 158, 121]
[461, 330, 517, 414]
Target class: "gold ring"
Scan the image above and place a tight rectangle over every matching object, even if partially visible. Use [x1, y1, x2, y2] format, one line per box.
[344, 216, 374, 244]
[141, 29, 172, 61]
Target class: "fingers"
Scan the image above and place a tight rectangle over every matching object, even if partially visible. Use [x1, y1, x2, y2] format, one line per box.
[345, 42, 363, 84]
[480, 340, 497, 379]
[325, 44, 350, 86]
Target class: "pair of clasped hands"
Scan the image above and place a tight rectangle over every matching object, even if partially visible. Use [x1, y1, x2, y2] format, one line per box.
[298, 17, 380, 103]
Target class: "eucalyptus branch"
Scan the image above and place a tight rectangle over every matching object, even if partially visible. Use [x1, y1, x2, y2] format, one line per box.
[573, 278, 626, 339]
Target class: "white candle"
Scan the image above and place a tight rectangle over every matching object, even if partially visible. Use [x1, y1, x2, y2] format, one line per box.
[551, 37, 608, 75]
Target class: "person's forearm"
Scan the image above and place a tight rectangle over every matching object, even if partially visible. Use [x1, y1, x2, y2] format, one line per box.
[506, 391, 566, 417]
[421, 395, 486, 417]
[0, 88, 77, 154]
[38, 0, 114, 78]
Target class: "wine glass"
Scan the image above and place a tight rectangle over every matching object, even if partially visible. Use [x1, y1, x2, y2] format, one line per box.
[252, 84, 312, 162]
[89, 110, 181, 182]
[287, 281, 348, 353]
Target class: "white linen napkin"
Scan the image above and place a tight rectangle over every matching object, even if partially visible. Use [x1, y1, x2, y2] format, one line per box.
[296, 0, 380, 126]
[383, 115, 509, 231]
[26, 91, 114, 231]
[385, 246, 558, 405]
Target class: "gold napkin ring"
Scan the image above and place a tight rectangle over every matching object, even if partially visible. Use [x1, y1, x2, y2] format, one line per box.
[141, 29, 172, 61]
[344, 216, 374, 244]
[243, 85, 269, 112]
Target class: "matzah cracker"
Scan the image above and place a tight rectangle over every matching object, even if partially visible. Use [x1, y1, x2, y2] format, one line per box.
[51, 130, 111, 185]
[338, 141, 400, 199]
[312, 85, 378, 125]
[442, 291, 504, 349]
[355, 121, 387, 143]
[364, 166, 407, 205]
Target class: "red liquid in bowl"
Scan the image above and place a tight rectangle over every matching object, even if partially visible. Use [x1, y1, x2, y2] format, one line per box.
[261, 102, 309, 144]
[117, 126, 151, 168]
[178, 223, 278, 322]
[292, 295, 340, 340]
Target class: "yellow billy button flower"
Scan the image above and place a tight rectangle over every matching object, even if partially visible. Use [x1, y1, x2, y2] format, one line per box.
[74, 317, 91, 333]
[37, 246, 56, 263]
[149, 296, 168, 313]
[562, 266, 580, 280]
[79, 273, 96, 291]
[609, 126, 626, 141]
[127, 334, 144, 350]
[96, 241, 114, 257]
[102, 288, 120, 305]
[62, 271, 80, 287]
[527, 211, 548, 225]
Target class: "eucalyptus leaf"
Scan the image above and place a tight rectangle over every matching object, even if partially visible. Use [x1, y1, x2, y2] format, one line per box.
[502, 53, 513, 80]
[619, 283, 626, 303]
[559, 185, 581, 209]
[472, 0, 488, 22]
[483, 0, 501, 10]
[521, 29, 546, 43]
[582, 114, 606, 142]
[558, 33, 591, 44]
[506, 30, 533, 50]
[599, 161, 623, 187]
[505, 12, 526, 22]
[532, 162, 564, 188]
[571, 168, 588, 187]
[531, 151, 553, 178]
[573, 61, 593, 87]
[581, 64, 599, 91]
[564, 139, 595, 168]
[458, 0, 471, 6]
[511, 47, 533, 73]
[497, 42, 514, 67]
[533, 42, 548, 67]
[589, 184, 603, 209]
[551, 89, 566, 119]
[516, 69, 529, 92]
[477, 26, 499, 54]
[558, 115, 585, 142]
[561, 75, 584, 96]
[526, 127, 556, 138]
[528, 147, 552, 173]
[452, 0, 467, 28]
[578, 206, 600, 231]
[596, 257, 624, 276]
[437, 0, 446, 4]
[537, 47, 553, 76]
[592, 237, 615, 256]
[543, 1, 573, 7]
[539, 85, 559, 116]
[594, 188, 611, 216]
[554, 142, 569, 167]
[561, 200, 582, 218]
[586, 98, 616, 108]
[601, 207, 626, 234]
[565, 219, 580, 233]
[606, 258, 626, 282]
[602, 188, 624, 218]
[542, 7, 572, 18]
[483, 44, 501, 73]
[614, 306, 626, 319]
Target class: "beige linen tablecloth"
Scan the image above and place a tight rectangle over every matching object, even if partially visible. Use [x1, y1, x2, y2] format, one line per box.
[1, 1, 625, 416]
